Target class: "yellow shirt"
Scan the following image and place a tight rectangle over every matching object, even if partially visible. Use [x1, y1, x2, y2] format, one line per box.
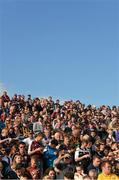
[98, 173, 119, 180]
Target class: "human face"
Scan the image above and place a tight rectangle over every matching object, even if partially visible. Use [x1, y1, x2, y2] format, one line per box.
[103, 163, 111, 175]
[99, 144, 105, 151]
[54, 132, 61, 141]
[1, 148, 6, 155]
[19, 144, 26, 152]
[31, 159, 37, 168]
[15, 155, 22, 164]
[72, 129, 80, 137]
[64, 137, 70, 145]
[49, 170, 55, 179]
[93, 158, 101, 167]
[107, 153, 113, 161]
[76, 167, 83, 175]
[89, 170, 97, 179]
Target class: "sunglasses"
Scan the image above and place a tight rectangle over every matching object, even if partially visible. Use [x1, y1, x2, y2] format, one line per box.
[19, 146, 25, 148]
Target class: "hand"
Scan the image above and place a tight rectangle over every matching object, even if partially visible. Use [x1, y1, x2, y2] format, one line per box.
[36, 147, 42, 152]
[8, 138, 12, 142]
[83, 154, 90, 158]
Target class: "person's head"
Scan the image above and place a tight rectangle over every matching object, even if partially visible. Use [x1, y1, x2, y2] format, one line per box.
[15, 163, 25, 178]
[28, 130, 34, 138]
[44, 129, 51, 137]
[107, 152, 114, 161]
[111, 142, 118, 150]
[50, 139, 58, 148]
[75, 164, 84, 175]
[20, 172, 32, 180]
[58, 144, 67, 156]
[13, 154, 22, 164]
[90, 130, 97, 137]
[93, 156, 101, 167]
[31, 169, 40, 179]
[64, 135, 70, 145]
[35, 132, 44, 141]
[54, 131, 62, 141]
[72, 128, 80, 138]
[101, 161, 112, 175]
[106, 138, 113, 146]
[33, 111, 39, 118]
[83, 175, 91, 180]
[88, 169, 97, 179]
[82, 134, 90, 141]
[42, 175, 52, 180]
[1, 128, 8, 137]
[3, 91, 7, 96]
[64, 171, 74, 180]
[30, 155, 37, 168]
[18, 142, 26, 153]
[81, 140, 88, 148]
[0, 145, 7, 156]
[44, 167, 56, 180]
[99, 142, 106, 151]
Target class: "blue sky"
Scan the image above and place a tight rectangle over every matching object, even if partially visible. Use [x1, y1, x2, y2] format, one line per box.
[0, 0, 119, 106]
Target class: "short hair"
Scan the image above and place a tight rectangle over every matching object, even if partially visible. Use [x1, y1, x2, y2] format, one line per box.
[34, 131, 44, 138]
[101, 161, 110, 169]
[18, 142, 26, 147]
[20, 172, 32, 179]
[50, 139, 58, 146]
[75, 163, 84, 169]
[93, 155, 100, 161]
[64, 171, 74, 179]
[83, 175, 91, 180]
[42, 175, 51, 180]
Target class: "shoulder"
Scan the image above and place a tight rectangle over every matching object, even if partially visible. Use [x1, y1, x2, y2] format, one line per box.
[110, 174, 119, 179]
[97, 173, 103, 180]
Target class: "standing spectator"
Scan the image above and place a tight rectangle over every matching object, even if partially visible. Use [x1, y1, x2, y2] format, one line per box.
[43, 139, 58, 169]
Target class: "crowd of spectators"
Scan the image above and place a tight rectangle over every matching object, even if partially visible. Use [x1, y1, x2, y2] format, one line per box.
[0, 91, 119, 180]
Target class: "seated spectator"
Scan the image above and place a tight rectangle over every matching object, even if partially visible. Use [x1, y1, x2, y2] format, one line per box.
[74, 164, 86, 180]
[20, 172, 32, 180]
[98, 161, 118, 180]
[75, 140, 91, 173]
[11, 153, 23, 171]
[88, 169, 98, 180]
[14, 163, 26, 179]
[64, 171, 74, 180]
[43, 139, 58, 169]
[54, 150, 75, 179]
[27, 155, 41, 179]
[44, 167, 56, 180]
